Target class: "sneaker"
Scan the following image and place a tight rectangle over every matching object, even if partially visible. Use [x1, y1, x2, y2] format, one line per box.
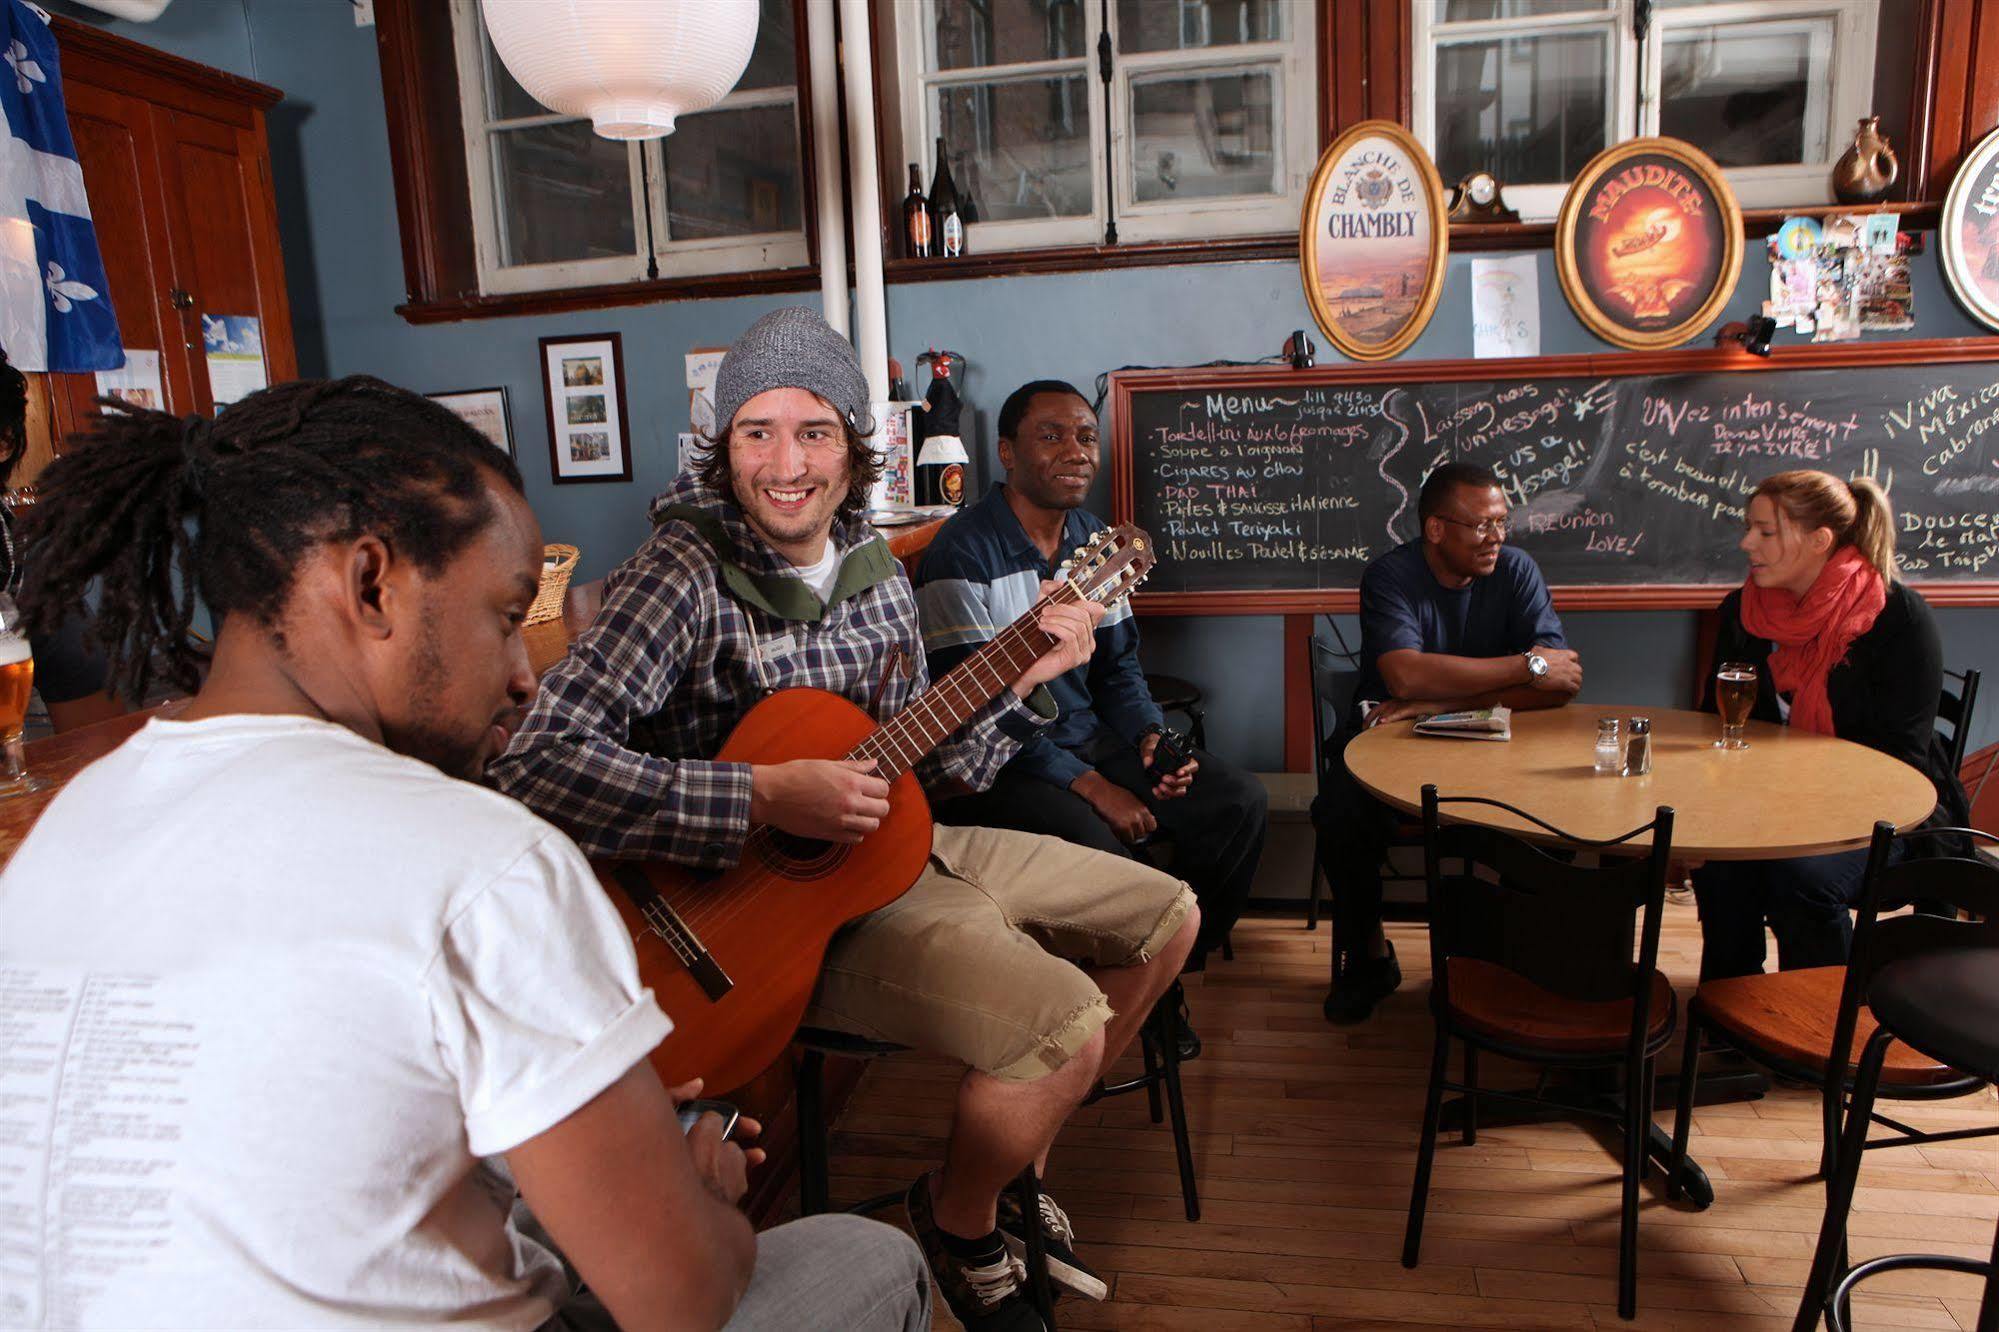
[1323, 941, 1402, 1024]
[906, 1172, 1046, 1331]
[996, 1184, 1109, 1301]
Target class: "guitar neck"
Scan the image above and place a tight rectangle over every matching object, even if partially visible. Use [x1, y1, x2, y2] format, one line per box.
[852, 583, 1080, 783]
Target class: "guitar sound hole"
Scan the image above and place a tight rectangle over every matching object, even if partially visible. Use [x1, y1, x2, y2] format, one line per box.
[761, 830, 841, 868]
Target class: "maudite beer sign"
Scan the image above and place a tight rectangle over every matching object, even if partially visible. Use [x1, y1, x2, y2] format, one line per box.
[1557, 137, 1743, 351]
[1302, 120, 1447, 362]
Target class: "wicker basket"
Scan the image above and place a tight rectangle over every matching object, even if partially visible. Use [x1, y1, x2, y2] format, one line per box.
[526, 544, 579, 626]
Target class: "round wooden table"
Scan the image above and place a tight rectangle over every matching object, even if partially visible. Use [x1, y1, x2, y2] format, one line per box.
[1346, 703, 1939, 860]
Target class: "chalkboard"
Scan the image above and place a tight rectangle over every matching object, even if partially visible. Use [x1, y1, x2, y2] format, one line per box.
[1109, 339, 1999, 611]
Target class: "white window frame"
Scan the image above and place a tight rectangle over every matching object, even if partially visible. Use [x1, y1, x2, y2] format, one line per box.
[450, 0, 809, 296]
[1411, 0, 1878, 222]
[893, 0, 1320, 252]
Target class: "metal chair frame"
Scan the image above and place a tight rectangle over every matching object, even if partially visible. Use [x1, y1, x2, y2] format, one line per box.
[1403, 786, 1677, 1322]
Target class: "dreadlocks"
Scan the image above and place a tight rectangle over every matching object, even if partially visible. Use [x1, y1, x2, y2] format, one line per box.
[17, 375, 525, 704]
[0, 347, 27, 489]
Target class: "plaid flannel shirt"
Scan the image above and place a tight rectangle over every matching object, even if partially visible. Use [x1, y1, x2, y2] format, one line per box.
[489, 475, 1051, 869]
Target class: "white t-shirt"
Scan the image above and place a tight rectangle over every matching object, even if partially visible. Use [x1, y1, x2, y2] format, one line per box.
[0, 714, 671, 1330]
[791, 540, 842, 601]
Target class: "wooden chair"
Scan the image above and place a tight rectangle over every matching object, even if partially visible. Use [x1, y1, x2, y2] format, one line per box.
[1403, 785, 1677, 1321]
[1786, 823, 1999, 1332]
[1668, 822, 1996, 1201]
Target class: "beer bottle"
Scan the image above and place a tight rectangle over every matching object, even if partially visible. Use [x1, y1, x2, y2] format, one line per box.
[902, 164, 931, 259]
[914, 353, 968, 508]
[929, 137, 965, 258]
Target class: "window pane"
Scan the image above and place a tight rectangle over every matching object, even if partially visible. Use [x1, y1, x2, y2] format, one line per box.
[491, 122, 635, 266]
[936, 76, 1094, 220]
[1659, 22, 1827, 165]
[1439, 0, 1610, 18]
[739, 0, 797, 90]
[1432, 30, 1609, 185]
[664, 102, 804, 239]
[933, 0, 1085, 71]
[481, 21, 545, 121]
[1116, 0, 1285, 53]
[1132, 69, 1276, 201]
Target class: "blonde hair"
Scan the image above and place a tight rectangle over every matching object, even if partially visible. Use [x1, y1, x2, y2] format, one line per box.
[1752, 469, 1897, 582]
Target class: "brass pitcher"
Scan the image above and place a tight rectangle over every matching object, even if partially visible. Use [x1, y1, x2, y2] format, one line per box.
[1833, 116, 1899, 203]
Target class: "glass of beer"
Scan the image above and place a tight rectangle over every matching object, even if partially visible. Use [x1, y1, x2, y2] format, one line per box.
[1714, 661, 1757, 751]
[0, 595, 47, 799]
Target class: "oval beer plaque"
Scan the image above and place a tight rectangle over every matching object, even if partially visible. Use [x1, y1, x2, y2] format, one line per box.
[1940, 125, 1999, 333]
[1300, 120, 1448, 362]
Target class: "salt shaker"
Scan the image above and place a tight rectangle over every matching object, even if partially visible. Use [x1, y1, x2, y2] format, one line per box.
[1594, 717, 1623, 775]
[1624, 716, 1653, 777]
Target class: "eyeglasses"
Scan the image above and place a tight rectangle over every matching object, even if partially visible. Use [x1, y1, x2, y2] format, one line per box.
[1437, 514, 1509, 540]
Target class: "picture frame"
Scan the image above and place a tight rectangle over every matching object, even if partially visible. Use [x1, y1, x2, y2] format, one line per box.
[1555, 137, 1744, 352]
[426, 386, 515, 458]
[1940, 125, 1999, 333]
[1299, 119, 1449, 363]
[539, 332, 634, 484]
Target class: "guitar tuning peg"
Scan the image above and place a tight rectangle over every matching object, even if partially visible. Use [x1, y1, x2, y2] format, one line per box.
[1059, 559, 1074, 572]
[1074, 545, 1088, 557]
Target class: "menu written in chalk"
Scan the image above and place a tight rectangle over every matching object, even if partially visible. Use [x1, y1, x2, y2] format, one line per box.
[1116, 349, 1999, 597]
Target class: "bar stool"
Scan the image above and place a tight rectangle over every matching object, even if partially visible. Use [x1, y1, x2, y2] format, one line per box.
[792, 1027, 1059, 1326]
[1794, 948, 1999, 1331]
[1081, 981, 1202, 1221]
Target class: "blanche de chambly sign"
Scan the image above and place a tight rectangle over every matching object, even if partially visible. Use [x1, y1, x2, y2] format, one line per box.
[1301, 120, 1448, 363]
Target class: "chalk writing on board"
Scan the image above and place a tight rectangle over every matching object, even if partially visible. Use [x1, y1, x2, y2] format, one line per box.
[1120, 356, 1999, 594]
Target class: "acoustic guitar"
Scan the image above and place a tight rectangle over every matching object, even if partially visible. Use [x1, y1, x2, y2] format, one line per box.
[596, 524, 1157, 1093]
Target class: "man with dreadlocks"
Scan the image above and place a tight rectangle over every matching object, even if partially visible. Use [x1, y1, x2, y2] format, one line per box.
[0, 377, 932, 1331]
[492, 308, 1198, 1332]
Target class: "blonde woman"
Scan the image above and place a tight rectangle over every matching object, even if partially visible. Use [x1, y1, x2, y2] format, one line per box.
[1693, 470, 1971, 980]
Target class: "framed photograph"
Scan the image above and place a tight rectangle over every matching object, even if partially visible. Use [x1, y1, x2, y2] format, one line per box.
[539, 332, 633, 484]
[427, 386, 515, 458]
[1555, 137, 1743, 351]
[1941, 125, 1999, 332]
[1299, 119, 1449, 363]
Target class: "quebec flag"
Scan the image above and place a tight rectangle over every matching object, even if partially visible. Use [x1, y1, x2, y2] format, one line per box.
[0, 0, 121, 372]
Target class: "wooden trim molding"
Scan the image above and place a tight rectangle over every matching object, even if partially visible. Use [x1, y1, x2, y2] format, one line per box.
[372, 0, 478, 308]
[52, 15, 280, 117]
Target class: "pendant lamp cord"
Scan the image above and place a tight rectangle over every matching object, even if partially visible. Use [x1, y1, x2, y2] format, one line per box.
[639, 146, 661, 281]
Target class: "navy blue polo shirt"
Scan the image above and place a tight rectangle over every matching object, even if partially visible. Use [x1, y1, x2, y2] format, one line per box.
[1357, 540, 1568, 702]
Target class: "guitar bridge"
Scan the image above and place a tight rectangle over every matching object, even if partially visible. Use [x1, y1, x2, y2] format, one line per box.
[609, 865, 735, 1003]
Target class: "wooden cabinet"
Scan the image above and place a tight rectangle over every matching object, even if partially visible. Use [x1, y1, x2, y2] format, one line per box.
[23, 19, 294, 486]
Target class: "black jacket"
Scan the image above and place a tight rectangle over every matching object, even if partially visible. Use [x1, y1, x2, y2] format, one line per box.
[1703, 581, 1971, 834]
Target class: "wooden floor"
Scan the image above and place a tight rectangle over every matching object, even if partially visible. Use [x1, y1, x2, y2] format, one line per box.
[822, 905, 1999, 1331]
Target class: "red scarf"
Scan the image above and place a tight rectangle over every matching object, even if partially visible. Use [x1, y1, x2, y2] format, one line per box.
[1738, 545, 1886, 735]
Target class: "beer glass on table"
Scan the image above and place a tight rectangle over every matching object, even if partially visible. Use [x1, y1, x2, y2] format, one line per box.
[0, 594, 48, 799]
[1714, 661, 1757, 751]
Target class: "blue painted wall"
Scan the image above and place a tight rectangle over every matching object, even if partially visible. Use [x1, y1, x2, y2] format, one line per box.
[47, 0, 1999, 771]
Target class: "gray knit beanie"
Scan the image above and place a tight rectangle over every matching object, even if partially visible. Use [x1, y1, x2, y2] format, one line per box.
[712, 307, 875, 437]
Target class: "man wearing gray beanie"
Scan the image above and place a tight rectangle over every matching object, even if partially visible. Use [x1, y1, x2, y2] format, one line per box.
[495, 308, 1199, 1332]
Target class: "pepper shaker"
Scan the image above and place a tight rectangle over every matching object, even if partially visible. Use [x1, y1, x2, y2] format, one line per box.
[1624, 716, 1652, 777]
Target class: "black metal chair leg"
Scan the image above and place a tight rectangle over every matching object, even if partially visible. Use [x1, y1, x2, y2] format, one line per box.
[1667, 1017, 1702, 1202]
[1794, 1030, 1892, 1332]
[1461, 1044, 1479, 1146]
[1618, 1053, 1646, 1320]
[1140, 1022, 1164, 1124]
[1402, 1029, 1450, 1268]
[1220, 933, 1233, 962]
[1155, 993, 1201, 1223]
[1014, 1168, 1056, 1328]
[1978, 1213, 1999, 1332]
[796, 1048, 829, 1216]
[1307, 832, 1324, 931]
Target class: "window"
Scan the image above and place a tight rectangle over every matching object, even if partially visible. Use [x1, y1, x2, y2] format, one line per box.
[1412, 0, 1880, 219]
[892, 0, 1319, 250]
[449, 0, 810, 295]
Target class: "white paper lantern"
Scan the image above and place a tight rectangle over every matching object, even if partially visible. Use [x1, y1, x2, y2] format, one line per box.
[481, 0, 761, 141]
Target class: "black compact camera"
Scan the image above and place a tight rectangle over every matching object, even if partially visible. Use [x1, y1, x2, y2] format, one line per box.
[1145, 726, 1194, 784]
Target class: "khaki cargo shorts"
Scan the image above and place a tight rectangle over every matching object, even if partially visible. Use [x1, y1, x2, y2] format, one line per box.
[803, 824, 1195, 1081]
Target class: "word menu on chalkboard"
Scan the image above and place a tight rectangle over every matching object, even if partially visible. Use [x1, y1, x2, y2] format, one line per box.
[1109, 341, 1999, 609]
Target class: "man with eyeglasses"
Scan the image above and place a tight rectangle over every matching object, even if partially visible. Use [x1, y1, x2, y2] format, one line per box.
[1316, 461, 1581, 1023]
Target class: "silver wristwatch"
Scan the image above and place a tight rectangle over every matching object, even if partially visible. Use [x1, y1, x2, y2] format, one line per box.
[1524, 651, 1549, 681]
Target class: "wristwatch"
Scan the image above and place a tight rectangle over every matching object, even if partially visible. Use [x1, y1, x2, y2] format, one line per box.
[1524, 651, 1549, 681]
